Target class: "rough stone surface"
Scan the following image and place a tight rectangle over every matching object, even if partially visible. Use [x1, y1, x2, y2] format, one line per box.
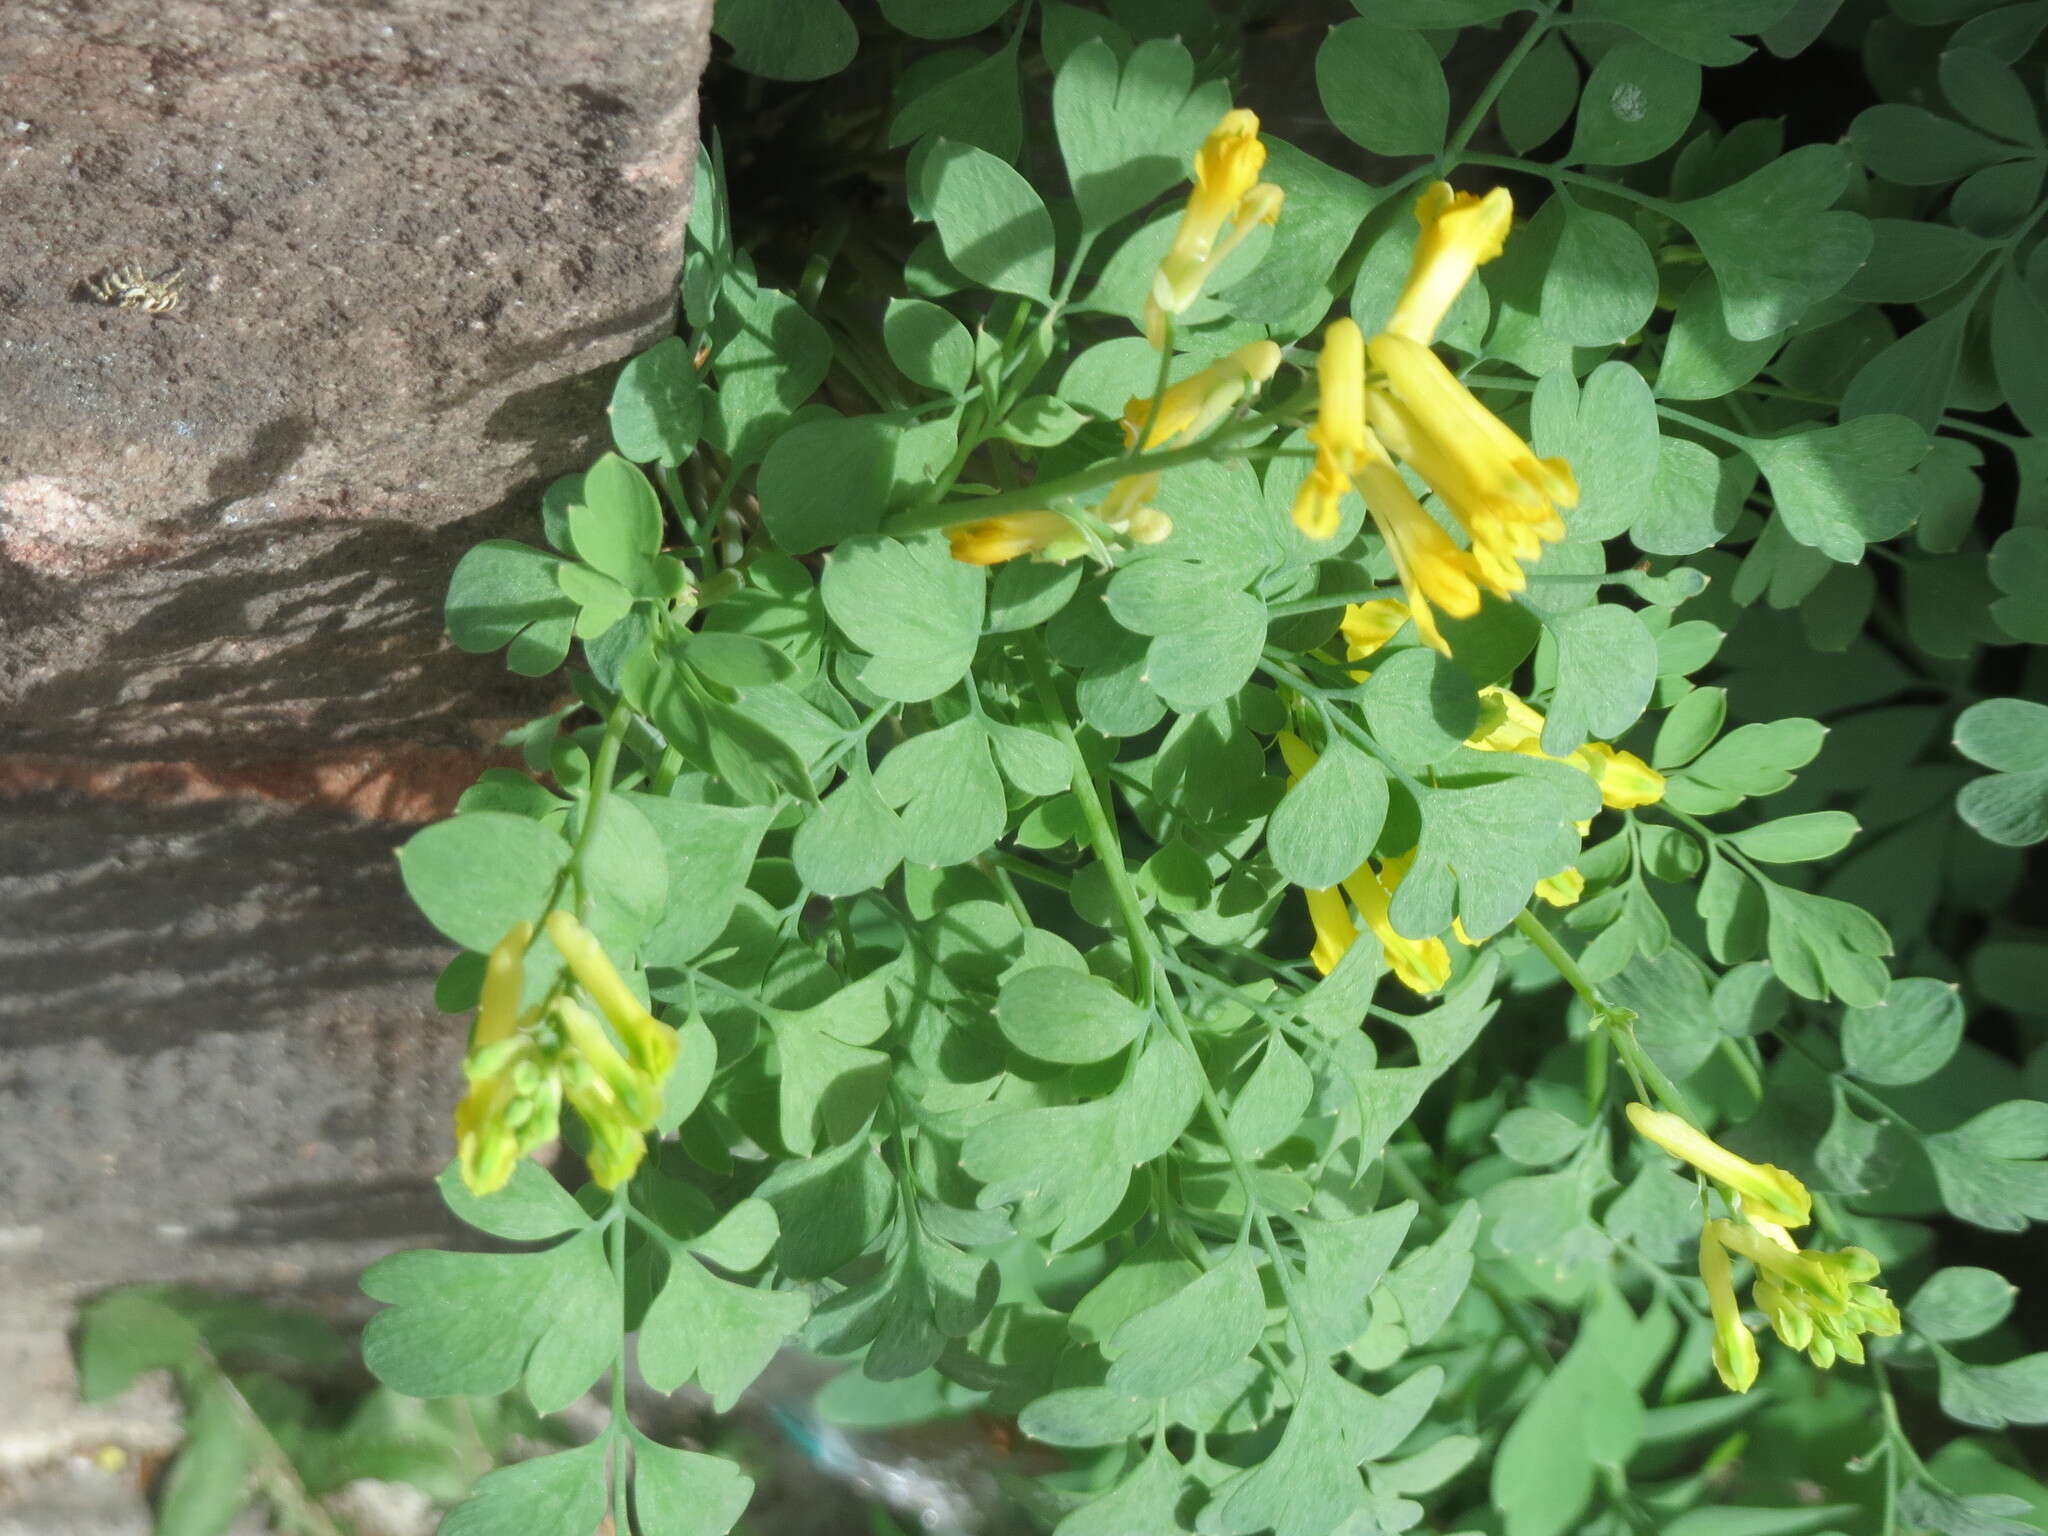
[0, 0, 711, 1499]
[0, 0, 708, 760]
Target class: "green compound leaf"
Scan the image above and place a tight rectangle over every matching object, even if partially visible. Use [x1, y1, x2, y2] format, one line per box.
[1725, 809, 1860, 863]
[756, 1136, 895, 1281]
[1989, 528, 2048, 642]
[609, 336, 702, 467]
[821, 534, 985, 702]
[627, 795, 775, 968]
[805, 1224, 996, 1380]
[1498, 32, 1580, 154]
[768, 1010, 892, 1160]
[923, 139, 1056, 300]
[1939, 1354, 2048, 1431]
[1657, 272, 1779, 400]
[1844, 977, 1965, 1085]
[872, 718, 1007, 866]
[362, 1234, 612, 1409]
[445, 540, 579, 676]
[397, 812, 569, 954]
[883, 297, 975, 394]
[1761, 880, 1891, 1007]
[705, 278, 833, 464]
[1841, 301, 1972, 432]
[1053, 1444, 1193, 1536]
[1674, 144, 1872, 340]
[1228, 1035, 1315, 1157]
[1106, 1246, 1266, 1397]
[1142, 592, 1267, 712]
[439, 1441, 610, 1536]
[711, 0, 856, 81]
[1053, 38, 1227, 232]
[890, 41, 1024, 163]
[1197, 1368, 1442, 1536]
[435, 1161, 590, 1244]
[156, 1374, 255, 1536]
[793, 768, 908, 897]
[1570, 40, 1701, 165]
[1316, 21, 1449, 158]
[637, 1253, 811, 1411]
[1910, 1266, 2019, 1343]
[1392, 771, 1597, 941]
[757, 414, 904, 555]
[630, 1434, 754, 1536]
[1532, 362, 1661, 542]
[1542, 201, 1659, 346]
[997, 965, 1148, 1065]
[1267, 735, 1388, 890]
[962, 1100, 1131, 1250]
[1843, 218, 1989, 303]
[1990, 267, 2048, 437]
[1359, 646, 1480, 767]
[1539, 603, 1659, 755]
[1738, 415, 1929, 562]
[1954, 698, 2048, 847]
[1850, 103, 2024, 186]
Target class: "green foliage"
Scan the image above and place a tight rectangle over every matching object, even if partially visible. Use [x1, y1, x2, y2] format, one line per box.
[364, 3, 2048, 1533]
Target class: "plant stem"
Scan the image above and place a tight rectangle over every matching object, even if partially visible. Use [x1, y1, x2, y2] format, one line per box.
[1439, 3, 1561, 171]
[608, 1188, 632, 1535]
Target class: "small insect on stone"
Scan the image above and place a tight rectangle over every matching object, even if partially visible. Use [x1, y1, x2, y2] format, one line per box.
[86, 262, 186, 314]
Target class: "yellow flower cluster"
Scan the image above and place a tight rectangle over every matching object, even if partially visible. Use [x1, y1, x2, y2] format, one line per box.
[1286, 601, 1665, 991]
[1293, 185, 1575, 653]
[947, 112, 1285, 570]
[1628, 1104, 1901, 1392]
[947, 342, 1281, 568]
[454, 911, 681, 1195]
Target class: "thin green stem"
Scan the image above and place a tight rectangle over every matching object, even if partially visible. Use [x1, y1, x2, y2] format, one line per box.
[1440, 4, 1561, 171]
[882, 415, 1284, 537]
[608, 1187, 632, 1535]
[1458, 151, 1684, 220]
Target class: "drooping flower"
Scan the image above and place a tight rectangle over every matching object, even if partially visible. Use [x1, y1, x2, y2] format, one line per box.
[1146, 110, 1285, 349]
[453, 914, 681, 1196]
[1626, 1102, 1812, 1229]
[1279, 730, 1453, 995]
[1292, 320, 1484, 654]
[1289, 184, 1575, 653]
[1711, 1218, 1901, 1372]
[1365, 332, 1576, 600]
[1467, 687, 1666, 813]
[1124, 341, 1284, 451]
[946, 511, 1086, 567]
[1699, 1222, 1762, 1393]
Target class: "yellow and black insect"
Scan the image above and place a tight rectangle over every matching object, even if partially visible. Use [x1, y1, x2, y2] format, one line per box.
[85, 262, 185, 314]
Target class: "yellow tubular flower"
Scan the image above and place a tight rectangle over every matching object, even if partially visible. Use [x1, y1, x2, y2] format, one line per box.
[1352, 449, 1483, 655]
[472, 921, 533, 1049]
[545, 910, 678, 1081]
[1469, 687, 1666, 813]
[1386, 183, 1514, 346]
[1709, 1218, 1900, 1373]
[1626, 1103, 1813, 1229]
[1342, 852, 1452, 995]
[1124, 341, 1283, 451]
[1292, 319, 1371, 541]
[1341, 599, 1411, 662]
[454, 1036, 562, 1197]
[1146, 111, 1285, 348]
[1305, 884, 1359, 976]
[1699, 1223, 1761, 1393]
[945, 511, 1082, 567]
[553, 997, 663, 1131]
[1534, 867, 1585, 907]
[1365, 332, 1575, 598]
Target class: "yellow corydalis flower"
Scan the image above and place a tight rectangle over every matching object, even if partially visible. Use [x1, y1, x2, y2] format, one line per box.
[1386, 184, 1513, 346]
[453, 914, 681, 1196]
[1278, 731, 1452, 995]
[1698, 1223, 1762, 1393]
[1293, 321, 1482, 655]
[1290, 184, 1575, 654]
[1145, 110, 1285, 349]
[946, 511, 1086, 567]
[1124, 340, 1283, 451]
[1626, 1102, 1812, 1228]
[1467, 686, 1666, 813]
